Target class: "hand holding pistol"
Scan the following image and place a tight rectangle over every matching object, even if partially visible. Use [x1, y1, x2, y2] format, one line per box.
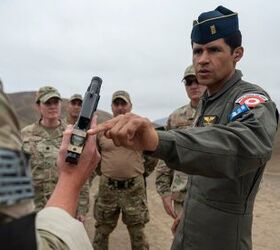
[65, 76, 102, 165]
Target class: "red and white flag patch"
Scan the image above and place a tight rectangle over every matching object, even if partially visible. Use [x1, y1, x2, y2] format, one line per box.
[235, 93, 268, 108]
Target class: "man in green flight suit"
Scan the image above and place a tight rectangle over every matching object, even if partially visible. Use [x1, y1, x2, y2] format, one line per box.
[89, 5, 279, 250]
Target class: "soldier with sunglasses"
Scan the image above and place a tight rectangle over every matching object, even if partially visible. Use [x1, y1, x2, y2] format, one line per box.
[155, 65, 205, 221]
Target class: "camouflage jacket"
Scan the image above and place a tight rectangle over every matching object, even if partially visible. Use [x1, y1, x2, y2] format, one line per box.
[21, 121, 89, 214]
[155, 103, 196, 200]
[143, 155, 158, 178]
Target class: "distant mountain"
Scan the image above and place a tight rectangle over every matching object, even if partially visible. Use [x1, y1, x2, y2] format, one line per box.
[7, 91, 112, 128]
[153, 117, 168, 127]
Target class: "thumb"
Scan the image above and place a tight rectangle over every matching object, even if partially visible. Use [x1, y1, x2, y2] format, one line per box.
[60, 125, 73, 153]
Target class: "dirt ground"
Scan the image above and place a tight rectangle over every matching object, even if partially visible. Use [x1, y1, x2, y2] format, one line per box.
[84, 170, 280, 250]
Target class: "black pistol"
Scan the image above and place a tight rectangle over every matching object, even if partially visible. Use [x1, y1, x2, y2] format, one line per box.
[65, 76, 102, 165]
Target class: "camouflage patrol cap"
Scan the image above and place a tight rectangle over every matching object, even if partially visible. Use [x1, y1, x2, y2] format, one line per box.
[69, 94, 83, 102]
[182, 65, 196, 80]
[35, 86, 61, 104]
[112, 90, 131, 104]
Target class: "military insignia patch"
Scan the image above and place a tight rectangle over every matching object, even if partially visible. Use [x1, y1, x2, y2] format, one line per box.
[202, 115, 217, 126]
[229, 104, 250, 122]
[235, 93, 268, 108]
[210, 25, 216, 35]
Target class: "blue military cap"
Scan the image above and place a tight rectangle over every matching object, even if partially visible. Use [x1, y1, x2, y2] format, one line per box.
[191, 6, 239, 44]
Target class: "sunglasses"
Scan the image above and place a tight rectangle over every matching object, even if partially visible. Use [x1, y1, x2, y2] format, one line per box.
[183, 78, 198, 86]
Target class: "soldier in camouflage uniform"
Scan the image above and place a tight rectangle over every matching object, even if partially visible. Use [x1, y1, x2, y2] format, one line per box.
[66, 94, 83, 125]
[93, 90, 158, 250]
[21, 86, 88, 220]
[155, 65, 206, 218]
[0, 83, 98, 250]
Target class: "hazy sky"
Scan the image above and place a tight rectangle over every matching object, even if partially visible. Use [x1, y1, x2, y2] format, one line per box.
[1, 0, 279, 120]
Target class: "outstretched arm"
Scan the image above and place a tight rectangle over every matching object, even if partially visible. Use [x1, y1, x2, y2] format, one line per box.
[88, 112, 159, 151]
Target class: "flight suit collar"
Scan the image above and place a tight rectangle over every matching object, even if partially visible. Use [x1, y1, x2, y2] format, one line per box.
[202, 70, 243, 102]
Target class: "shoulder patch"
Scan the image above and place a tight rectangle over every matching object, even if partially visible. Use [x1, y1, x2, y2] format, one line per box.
[235, 93, 268, 108]
[229, 104, 250, 122]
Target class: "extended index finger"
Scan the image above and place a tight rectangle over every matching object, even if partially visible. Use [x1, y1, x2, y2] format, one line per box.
[87, 117, 119, 135]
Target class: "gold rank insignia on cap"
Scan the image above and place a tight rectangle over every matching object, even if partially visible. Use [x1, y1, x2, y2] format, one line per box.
[202, 115, 218, 126]
[210, 25, 216, 35]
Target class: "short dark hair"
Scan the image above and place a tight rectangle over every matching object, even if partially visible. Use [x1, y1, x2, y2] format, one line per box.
[223, 31, 242, 53]
[191, 30, 242, 53]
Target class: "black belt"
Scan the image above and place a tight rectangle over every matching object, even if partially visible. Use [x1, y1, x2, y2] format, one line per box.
[108, 177, 135, 189]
